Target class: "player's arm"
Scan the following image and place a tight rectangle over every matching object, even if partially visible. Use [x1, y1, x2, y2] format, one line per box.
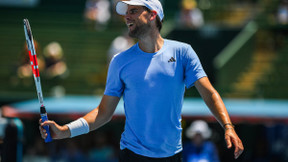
[39, 95, 120, 139]
[83, 95, 120, 131]
[194, 76, 244, 159]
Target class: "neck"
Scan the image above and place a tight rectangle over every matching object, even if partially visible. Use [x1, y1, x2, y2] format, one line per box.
[138, 31, 164, 53]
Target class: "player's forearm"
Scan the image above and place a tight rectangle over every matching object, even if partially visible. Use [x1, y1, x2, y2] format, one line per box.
[83, 95, 120, 131]
[64, 95, 119, 138]
[64, 106, 113, 138]
[83, 106, 113, 131]
[203, 89, 233, 128]
[195, 77, 234, 129]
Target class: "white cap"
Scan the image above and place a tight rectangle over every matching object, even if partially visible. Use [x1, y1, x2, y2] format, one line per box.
[185, 120, 212, 139]
[116, 0, 164, 21]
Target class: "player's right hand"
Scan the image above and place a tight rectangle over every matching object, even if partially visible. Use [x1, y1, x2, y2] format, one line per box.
[39, 119, 71, 140]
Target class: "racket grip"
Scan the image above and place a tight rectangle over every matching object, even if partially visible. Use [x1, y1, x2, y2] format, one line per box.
[40, 106, 53, 143]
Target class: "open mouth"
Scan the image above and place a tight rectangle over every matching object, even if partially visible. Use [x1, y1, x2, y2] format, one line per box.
[127, 23, 134, 28]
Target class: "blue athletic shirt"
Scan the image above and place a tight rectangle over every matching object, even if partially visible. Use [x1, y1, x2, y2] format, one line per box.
[104, 39, 207, 158]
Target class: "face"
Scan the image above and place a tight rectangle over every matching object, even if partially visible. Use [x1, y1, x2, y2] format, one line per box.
[125, 5, 152, 38]
[192, 133, 205, 147]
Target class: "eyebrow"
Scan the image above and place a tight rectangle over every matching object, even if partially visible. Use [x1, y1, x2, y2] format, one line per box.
[131, 8, 138, 11]
[127, 8, 139, 13]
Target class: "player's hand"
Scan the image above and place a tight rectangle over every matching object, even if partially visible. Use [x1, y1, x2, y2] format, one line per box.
[39, 119, 70, 140]
[225, 128, 244, 159]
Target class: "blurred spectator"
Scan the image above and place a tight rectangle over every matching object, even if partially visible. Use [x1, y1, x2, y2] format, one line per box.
[18, 40, 45, 78]
[43, 41, 68, 79]
[43, 41, 68, 97]
[12, 40, 45, 86]
[0, 116, 7, 158]
[107, 32, 134, 62]
[13, 41, 68, 83]
[183, 120, 219, 162]
[1, 119, 19, 162]
[84, 0, 111, 31]
[277, 0, 288, 25]
[177, 0, 204, 29]
[266, 124, 288, 162]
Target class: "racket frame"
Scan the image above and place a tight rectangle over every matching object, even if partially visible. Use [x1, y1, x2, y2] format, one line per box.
[23, 19, 52, 143]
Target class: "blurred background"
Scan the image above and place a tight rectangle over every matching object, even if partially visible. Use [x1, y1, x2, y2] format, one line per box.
[0, 0, 288, 161]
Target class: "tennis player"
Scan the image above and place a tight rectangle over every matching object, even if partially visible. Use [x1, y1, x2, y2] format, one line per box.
[39, 0, 244, 161]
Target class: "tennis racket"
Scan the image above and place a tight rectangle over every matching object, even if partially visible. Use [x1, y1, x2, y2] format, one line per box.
[23, 18, 52, 143]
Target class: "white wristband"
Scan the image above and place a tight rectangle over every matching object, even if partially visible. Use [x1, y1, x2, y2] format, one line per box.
[66, 118, 90, 138]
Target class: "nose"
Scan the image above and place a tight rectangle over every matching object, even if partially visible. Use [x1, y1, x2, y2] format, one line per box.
[125, 13, 131, 20]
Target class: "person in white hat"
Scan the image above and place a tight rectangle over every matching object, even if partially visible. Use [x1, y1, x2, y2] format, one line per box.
[39, 0, 244, 161]
[183, 120, 219, 162]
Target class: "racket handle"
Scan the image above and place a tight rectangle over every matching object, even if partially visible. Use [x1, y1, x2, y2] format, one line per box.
[40, 106, 53, 143]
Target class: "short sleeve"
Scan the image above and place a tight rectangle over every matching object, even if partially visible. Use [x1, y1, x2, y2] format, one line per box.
[183, 45, 207, 88]
[104, 57, 124, 97]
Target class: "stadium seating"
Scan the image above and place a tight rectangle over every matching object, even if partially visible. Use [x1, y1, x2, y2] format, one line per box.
[0, 0, 287, 104]
[0, 1, 123, 104]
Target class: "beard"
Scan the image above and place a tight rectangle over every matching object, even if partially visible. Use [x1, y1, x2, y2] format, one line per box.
[128, 22, 151, 39]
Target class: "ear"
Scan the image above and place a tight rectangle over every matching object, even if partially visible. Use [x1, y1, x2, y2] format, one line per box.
[150, 10, 157, 21]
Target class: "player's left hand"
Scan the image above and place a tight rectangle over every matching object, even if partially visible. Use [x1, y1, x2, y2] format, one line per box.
[225, 128, 244, 159]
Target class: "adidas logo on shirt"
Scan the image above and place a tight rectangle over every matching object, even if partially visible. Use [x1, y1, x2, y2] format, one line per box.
[168, 57, 176, 63]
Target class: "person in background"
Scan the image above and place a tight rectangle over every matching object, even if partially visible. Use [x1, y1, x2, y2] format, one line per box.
[12, 40, 45, 87]
[43, 41, 68, 97]
[183, 120, 220, 162]
[277, 0, 288, 25]
[178, 0, 204, 28]
[84, 0, 111, 30]
[43, 41, 68, 79]
[107, 31, 135, 62]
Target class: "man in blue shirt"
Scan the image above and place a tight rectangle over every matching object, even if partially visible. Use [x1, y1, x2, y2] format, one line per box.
[183, 120, 220, 162]
[40, 0, 244, 161]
